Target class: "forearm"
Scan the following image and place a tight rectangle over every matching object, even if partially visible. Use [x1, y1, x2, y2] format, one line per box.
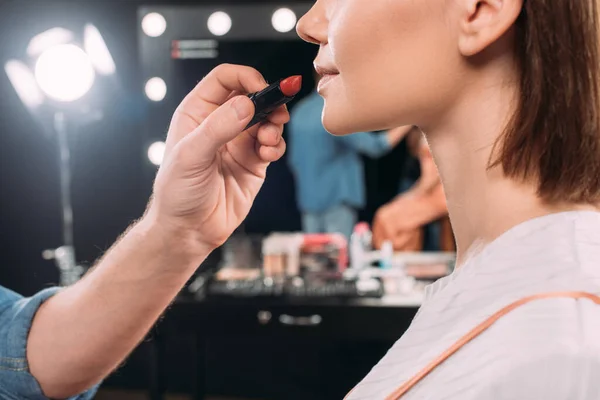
[394, 185, 448, 229]
[27, 216, 210, 399]
[413, 185, 448, 225]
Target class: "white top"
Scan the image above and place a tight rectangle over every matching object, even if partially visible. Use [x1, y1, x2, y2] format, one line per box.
[347, 211, 600, 400]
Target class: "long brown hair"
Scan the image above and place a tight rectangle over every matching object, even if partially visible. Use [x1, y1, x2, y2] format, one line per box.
[491, 0, 600, 203]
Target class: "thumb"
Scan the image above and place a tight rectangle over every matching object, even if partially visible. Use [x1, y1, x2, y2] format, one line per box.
[187, 95, 255, 156]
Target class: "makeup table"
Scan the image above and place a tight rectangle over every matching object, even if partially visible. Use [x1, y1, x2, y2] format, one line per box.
[148, 294, 421, 400]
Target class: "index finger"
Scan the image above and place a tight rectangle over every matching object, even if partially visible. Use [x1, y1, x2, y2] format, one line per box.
[182, 64, 268, 109]
[167, 64, 269, 153]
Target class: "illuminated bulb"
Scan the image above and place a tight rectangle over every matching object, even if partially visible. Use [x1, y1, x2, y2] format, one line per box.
[207, 11, 232, 36]
[148, 141, 166, 166]
[272, 8, 297, 33]
[34, 44, 95, 102]
[144, 77, 167, 102]
[142, 12, 167, 37]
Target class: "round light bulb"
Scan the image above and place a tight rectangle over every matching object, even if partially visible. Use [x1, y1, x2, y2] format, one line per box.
[145, 77, 167, 102]
[142, 12, 167, 37]
[148, 141, 166, 166]
[272, 8, 297, 33]
[34, 44, 95, 102]
[207, 11, 232, 36]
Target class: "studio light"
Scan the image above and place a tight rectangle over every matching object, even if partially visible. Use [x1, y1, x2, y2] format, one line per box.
[84, 24, 116, 75]
[4, 25, 117, 286]
[142, 12, 167, 37]
[272, 8, 297, 33]
[35, 44, 95, 102]
[207, 11, 232, 36]
[4, 60, 44, 108]
[148, 141, 166, 166]
[145, 77, 167, 102]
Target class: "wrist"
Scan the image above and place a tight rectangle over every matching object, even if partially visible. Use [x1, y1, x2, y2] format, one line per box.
[135, 210, 214, 266]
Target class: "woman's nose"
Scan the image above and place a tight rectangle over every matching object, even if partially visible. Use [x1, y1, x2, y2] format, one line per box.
[296, 1, 328, 45]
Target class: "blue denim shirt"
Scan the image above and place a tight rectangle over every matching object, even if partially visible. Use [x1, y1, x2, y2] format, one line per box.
[288, 91, 392, 213]
[0, 285, 99, 399]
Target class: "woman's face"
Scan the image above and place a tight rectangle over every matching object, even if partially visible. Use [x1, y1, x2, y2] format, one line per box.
[297, 0, 464, 135]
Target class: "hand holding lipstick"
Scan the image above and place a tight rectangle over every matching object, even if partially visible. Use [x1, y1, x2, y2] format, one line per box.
[146, 64, 299, 257]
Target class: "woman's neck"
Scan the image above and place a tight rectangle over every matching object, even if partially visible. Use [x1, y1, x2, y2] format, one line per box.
[423, 71, 598, 266]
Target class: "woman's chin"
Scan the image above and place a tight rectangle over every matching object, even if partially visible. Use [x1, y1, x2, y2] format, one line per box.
[321, 109, 361, 136]
[322, 110, 391, 136]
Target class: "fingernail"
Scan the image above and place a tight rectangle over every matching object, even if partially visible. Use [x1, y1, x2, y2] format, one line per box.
[233, 98, 253, 121]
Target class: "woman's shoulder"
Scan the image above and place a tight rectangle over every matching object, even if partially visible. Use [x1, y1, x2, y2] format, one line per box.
[469, 297, 600, 399]
[473, 338, 600, 399]
[494, 293, 600, 345]
[479, 294, 600, 379]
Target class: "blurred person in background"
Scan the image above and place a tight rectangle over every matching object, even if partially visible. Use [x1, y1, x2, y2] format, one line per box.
[288, 73, 412, 240]
[372, 129, 451, 252]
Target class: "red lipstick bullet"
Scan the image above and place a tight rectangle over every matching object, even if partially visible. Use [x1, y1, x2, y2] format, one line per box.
[280, 75, 302, 97]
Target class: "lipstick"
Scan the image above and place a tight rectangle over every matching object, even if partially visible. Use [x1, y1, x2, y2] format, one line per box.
[245, 75, 302, 130]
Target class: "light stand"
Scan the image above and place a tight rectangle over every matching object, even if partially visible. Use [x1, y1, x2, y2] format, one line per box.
[42, 112, 84, 286]
[55, 112, 73, 248]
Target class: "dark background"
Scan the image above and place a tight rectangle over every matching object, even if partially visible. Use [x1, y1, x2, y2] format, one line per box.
[0, 1, 410, 397]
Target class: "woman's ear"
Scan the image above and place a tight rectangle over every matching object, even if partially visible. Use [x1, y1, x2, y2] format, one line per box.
[457, 0, 523, 56]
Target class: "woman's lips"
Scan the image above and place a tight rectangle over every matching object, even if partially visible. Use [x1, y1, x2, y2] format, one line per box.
[315, 66, 340, 93]
[314, 64, 340, 93]
[317, 73, 339, 93]
[315, 65, 339, 76]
